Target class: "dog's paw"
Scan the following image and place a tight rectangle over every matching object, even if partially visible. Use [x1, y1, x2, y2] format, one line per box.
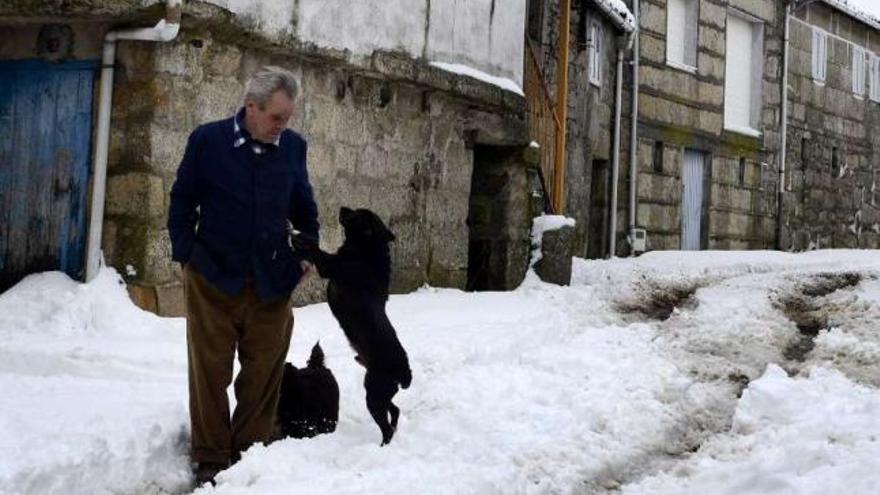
[290, 233, 319, 255]
[380, 428, 394, 446]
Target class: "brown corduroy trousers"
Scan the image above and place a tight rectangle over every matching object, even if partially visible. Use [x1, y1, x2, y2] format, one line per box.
[184, 264, 294, 465]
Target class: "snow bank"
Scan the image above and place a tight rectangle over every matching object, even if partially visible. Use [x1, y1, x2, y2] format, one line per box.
[0, 268, 190, 495]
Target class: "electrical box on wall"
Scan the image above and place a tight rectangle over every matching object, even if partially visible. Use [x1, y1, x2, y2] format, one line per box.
[629, 228, 647, 253]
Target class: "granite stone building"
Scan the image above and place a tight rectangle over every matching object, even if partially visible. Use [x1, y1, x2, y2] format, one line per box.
[779, 0, 880, 250]
[528, 0, 783, 256]
[527, 0, 880, 257]
[0, 0, 536, 314]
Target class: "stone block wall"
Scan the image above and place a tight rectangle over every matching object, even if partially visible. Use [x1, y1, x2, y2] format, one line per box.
[531, 0, 622, 258]
[467, 146, 535, 291]
[625, 0, 782, 253]
[104, 25, 527, 315]
[781, 3, 880, 250]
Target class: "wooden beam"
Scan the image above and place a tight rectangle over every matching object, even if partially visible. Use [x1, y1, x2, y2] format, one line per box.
[553, 0, 572, 214]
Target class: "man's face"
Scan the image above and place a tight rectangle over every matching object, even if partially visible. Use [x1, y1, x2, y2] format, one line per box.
[244, 90, 294, 143]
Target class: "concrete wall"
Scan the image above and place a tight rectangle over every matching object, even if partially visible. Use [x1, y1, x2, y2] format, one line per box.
[206, 0, 526, 85]
[781, 3, 880, 250]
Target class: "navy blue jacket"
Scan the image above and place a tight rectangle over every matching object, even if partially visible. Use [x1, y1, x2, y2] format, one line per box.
[167, 116, 319, 301]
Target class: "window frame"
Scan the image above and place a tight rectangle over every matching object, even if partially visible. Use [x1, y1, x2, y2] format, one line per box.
[666, 0, 699, 72]
[723, 9, 764, 137]
[870, 53, 880, 103]
[812, 27, 828, 85]
[853, 45, 866, 97]
[589, 19, 603, 87]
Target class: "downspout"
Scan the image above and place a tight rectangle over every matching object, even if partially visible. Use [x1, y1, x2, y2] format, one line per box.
[609, 37, 632, 258]
[776, 2, 792, 250]
[85, 0, 182, 281]
[627, 0, 640, 255]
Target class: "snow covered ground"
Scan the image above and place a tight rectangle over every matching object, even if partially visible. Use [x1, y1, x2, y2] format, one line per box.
[2, 250, 880, 495]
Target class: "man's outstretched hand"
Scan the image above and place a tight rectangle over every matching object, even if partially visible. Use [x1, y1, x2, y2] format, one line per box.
[290, 232, 319, 259]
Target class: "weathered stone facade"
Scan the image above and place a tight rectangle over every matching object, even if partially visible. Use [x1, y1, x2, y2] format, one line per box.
[629, 0, 782, 253]
[528, 0, 784, 257]
[780, 3, 880, 250]
[0, 0, 530, 314]
[529, 0, 624, 258]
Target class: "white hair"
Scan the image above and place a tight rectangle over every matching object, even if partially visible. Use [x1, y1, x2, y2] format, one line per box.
[243, 65, 299, 108]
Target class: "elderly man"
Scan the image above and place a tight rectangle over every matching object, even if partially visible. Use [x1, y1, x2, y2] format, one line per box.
[167, 66, 319, 485]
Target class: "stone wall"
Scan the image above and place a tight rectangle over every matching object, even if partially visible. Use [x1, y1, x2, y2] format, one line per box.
[629, 0, 781, 253]
[103, 26, 527, 314]
[781, 3, 880, 250]
[0, 3, 529, 314]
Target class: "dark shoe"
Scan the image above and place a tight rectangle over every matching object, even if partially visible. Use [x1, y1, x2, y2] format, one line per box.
[194, 462, 226, 486]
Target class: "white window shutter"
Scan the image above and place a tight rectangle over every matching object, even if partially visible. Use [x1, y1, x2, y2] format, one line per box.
[667, 0, 686, 65]
[853, 47, 866, 96]
[871, 55, 880, 102]
[725, 15, 756, 134]
[812, 28, 827, 84]
[589, 21, 602, 86]
[684, 0, 699, 67]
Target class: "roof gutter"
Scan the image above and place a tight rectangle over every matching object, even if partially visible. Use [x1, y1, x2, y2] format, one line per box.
[84, 0, 182, 281]
[594, 0, 636, 34]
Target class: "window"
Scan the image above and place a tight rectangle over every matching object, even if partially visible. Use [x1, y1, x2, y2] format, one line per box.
[812, 28, 828, 84]
[801, 136, 809, 168]
[589, 20, 603, 86]
[739, 157, 746, 186]
[832, 147, 840, 177]
[853, 46, 866, 97]
[870, 54, 880, 102]
[667, 0, 699, 70]
[724, 12, 764, 136]
[653, 141, 664, 173]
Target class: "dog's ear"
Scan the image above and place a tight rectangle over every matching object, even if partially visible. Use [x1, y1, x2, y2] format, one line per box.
[368, 212, 395, 242]
[382, 224, 395, 242]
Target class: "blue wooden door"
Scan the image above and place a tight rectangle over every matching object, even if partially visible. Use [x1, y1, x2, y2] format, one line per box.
[0, 60, 95, 290]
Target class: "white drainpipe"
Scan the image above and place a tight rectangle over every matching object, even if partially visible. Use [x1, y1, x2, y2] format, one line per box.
[777, 2, 792, 250]
[627, 0, 640, 255]
[85, 0, 182, 281]
[609, 42, 627, 258]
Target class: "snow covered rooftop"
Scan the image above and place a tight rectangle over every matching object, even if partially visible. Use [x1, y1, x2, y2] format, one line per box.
[593, 0, 636, 33]
[821, 0, 880, 31]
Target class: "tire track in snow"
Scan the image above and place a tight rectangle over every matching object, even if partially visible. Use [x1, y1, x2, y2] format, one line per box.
[580, 268, 877, 493]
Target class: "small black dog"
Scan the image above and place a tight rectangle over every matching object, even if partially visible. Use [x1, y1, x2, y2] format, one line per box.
[276, 342, 339, 439]
[292, 207, 412, 445]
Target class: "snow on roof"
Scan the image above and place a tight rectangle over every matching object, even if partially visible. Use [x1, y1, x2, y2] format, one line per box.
[821, 0, 880, 31]
[592, 0, 636, 33]
[429, 61, 524, 96]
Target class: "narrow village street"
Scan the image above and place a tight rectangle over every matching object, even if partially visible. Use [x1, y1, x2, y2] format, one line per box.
[2, 251, 879, 494]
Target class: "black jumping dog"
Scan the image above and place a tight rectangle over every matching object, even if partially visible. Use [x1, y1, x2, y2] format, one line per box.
[277, 342, 339, 439]
[292, 207, 412, 445]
